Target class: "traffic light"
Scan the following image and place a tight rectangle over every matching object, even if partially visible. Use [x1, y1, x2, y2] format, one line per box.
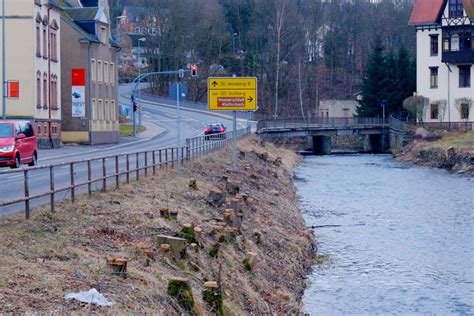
[133, 101, 138, 112]
[191, 65, 198, 77]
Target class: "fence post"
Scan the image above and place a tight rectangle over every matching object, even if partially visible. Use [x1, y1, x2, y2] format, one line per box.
[165, 149, 168, 168]
[145, 151, 148, 177]
[70, 163, 75, 203]
[24, 169, 30, 219]
[171, 148, 174, 168]
[186, 138, 191, 162]
[126, 154, 130, 183]
[102, 158, 107, 192]
[115, 155, 120, 190]
[87, 160, 92, 195]
[136, 152, 139, 180]
[152, 150, 156, 175]
[159, 149, 162, 168]
[50, 166, 55, 213]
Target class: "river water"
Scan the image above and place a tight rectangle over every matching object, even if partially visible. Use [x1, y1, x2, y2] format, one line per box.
[295, 154, 474, 315]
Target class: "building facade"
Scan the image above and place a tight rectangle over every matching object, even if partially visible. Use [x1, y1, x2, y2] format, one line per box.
[0, 0, 62, 148]
[58, 0, 120, 144]
[409, 0, 474, 122]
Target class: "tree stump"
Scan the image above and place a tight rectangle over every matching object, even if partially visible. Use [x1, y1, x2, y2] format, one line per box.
[160, 243, 171, 253]
[226, 180, 240, 195]
[193, 226, 203, 243]
[167, 278, 195, 313]
[223, 209, 234, 226]
[229, 198, 241, 213]
[224, 227, 237, 239]
[189, 178, 198, 190]
[208, 187, 226, 207]
[157, 235, 187, 258]
[159, 207, 169, 218]
[243, 252, 258, 271]
[106, 258, 128, 277]
[202, 281, 223, 315]
[235, 212, 244, 231]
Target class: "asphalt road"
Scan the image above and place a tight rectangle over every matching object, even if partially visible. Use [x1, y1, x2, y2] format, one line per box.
[0, 84, 248, 216]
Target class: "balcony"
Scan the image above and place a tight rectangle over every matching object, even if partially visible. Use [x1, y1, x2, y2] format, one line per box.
[442, 49, 474, 64]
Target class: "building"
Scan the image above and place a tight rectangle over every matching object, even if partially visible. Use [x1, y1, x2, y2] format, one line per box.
[0, 0, 62, 148]
[57, 0, 120, 144]
[319, 100, 358, 118]
[409, 0, 474, 122]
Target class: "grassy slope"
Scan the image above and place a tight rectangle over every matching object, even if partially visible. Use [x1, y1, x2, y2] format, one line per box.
[0, 136, 314, 314]
[434, 131, 474, 150]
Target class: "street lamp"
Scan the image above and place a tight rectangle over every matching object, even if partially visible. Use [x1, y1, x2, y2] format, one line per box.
[137, 37, 146, 135]
[2, 0, 6, 120]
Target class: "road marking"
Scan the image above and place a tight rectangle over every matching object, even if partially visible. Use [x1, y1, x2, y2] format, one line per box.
[6, 174, 23, 180]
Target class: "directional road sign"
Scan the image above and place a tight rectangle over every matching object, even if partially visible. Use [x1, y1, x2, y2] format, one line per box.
[208, 77, 257, 111]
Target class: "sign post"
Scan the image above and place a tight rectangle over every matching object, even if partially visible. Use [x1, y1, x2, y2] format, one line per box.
[208, 77, 257, 169]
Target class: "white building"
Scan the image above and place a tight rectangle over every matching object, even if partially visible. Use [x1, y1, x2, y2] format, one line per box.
[409, 0, 473, 122]
[0, 0, 62, 148]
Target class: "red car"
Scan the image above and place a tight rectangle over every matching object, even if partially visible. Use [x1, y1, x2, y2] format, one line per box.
[0, 120, 38, 168]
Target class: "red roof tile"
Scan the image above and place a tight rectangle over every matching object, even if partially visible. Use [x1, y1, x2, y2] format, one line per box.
[464, 0, 474, 18]
[409, 0, 446, 25]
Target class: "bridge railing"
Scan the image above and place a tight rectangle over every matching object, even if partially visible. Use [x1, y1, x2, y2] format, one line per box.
[257, 117, 389, 130]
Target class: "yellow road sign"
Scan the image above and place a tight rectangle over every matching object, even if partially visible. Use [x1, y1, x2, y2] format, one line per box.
[208, 77, 257, 111]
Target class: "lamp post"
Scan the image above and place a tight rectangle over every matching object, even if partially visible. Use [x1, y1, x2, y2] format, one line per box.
[2, 0, 6, 120]
[137, 37, 146, 134]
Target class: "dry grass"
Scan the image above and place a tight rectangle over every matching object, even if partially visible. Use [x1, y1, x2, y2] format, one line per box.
[0, 136, 315, 314]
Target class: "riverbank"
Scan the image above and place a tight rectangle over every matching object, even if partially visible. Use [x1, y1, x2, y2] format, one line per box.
[396, 131, 474, 176]
[0, 136, 315, 314]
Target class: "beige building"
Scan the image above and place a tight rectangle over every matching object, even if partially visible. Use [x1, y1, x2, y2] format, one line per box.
[58, 0, 120, 144]
[0, 0, 62, 148]
[319, 100, 358, 118]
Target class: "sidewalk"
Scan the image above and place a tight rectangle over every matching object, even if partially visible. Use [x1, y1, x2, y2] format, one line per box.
[38, 120, 165, 162]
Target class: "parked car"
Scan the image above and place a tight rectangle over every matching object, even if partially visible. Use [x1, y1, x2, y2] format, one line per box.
[204, 123, 226, 140]
[0, 120, 38, 168]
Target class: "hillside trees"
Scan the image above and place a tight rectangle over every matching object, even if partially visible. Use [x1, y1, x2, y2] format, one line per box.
[121, 0, 416, 119]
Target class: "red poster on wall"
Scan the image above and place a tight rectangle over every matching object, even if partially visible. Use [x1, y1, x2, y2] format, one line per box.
[7, 81, 19, 99]
[72, 68, 86, 86]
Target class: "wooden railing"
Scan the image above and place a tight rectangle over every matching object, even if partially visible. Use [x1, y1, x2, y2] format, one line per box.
[0, 127, 251, 219]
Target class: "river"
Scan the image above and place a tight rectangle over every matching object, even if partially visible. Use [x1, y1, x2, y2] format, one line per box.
[294, 154, 474, 315]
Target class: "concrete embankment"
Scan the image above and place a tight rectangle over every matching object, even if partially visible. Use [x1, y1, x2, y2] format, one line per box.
[0, 136, 315, 314]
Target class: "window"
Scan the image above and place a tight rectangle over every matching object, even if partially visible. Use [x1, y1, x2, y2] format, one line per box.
[430, 67, 438, 88]
[105, 100, 109, 121]
[459, 65, 471, 87]
[44, 125, 48, 136]
[92, 99, 97, 120]
[111, 100, 116, 120]
[430, 104, 439, 119]
[461, 103, 470, 119]
[36, 72, 41, 108]
[442, 38, 449, 52]
[36, 17, 41, 57]
[91, 59, 96, 81]
[104, 62, 109, 84]
[37, 124, 42, 136]
[449, 0, 464, 18]
[430, 35, 438, 56]
[110, 63, 115, 84]
[98, 99, 103, 120]
[97, 60, 102, 82]
[43, 73, 48, 108]
[100, 26, 107, 43]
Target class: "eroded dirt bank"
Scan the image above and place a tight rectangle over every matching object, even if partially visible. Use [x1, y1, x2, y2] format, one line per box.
[396, 132, 474, 176]
[0, 136, 315, 314]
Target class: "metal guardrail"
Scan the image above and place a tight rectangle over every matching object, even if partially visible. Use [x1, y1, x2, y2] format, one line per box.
[256, 117, 389, 131]
[409, 121, 473, 131]
[0, 127, 251, 219]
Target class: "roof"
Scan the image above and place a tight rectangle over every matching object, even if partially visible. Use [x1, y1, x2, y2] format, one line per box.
[63, 7, 99, 21]
[409, 0, 445, 25]
[464, 0, 474, 19]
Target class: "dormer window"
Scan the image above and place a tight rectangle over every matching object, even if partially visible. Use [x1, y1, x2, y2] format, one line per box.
[449, 0, 464, 18]
[100, 26, 107, 43]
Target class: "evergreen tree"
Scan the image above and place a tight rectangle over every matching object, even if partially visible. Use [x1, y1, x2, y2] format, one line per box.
[357, 37, 388, 117]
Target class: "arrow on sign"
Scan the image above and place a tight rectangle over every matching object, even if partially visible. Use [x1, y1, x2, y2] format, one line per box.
[247, 96, 253, 103]
[212, 81, 218, 87]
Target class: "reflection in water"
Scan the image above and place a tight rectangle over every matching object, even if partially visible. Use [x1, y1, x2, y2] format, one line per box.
[295, 154, 474, 315]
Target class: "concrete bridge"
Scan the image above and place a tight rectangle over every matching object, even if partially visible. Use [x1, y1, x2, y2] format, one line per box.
[256, 117, 408, 154]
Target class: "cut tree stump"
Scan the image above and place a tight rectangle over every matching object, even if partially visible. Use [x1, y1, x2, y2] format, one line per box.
[189, 178, 198, 190]
[194, 226, 203, 243]
[160, 243, 171, 252]
[235, 212, 244, 231]
[223, 209, 234, 226]
[167, 277, 195, 312]
[226, 180, 240, 195]
[106, 258, 128, 277]
[244, 252, 258, 271]
[208, 187, 226, 207]
[157, 235, 187, 257]
[159, 208, 169, 218]
[202, 281, 223, 314]
[224, 227, 237, 239]
[230, 198, 241, 213]
[169, 210, 178, 219]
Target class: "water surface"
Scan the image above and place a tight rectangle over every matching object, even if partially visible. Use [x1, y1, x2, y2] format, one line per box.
[295, 154, 474, 315]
